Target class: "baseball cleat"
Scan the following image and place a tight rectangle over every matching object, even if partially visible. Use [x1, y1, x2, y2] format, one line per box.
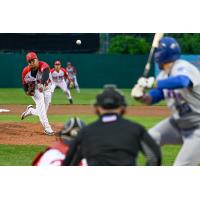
[69, 99, 73, 104]
[21, 105, 33, 120]
[44, 129, 55, 136]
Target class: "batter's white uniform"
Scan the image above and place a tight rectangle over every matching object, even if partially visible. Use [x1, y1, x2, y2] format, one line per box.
[50, 68, 72, 100]
[149, 59, 200, 165]
[22, 61, 53, 133]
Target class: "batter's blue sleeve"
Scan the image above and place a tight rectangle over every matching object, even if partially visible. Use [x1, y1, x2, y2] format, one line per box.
[157, 75, 193, 89]
[149, 88, 164, 104]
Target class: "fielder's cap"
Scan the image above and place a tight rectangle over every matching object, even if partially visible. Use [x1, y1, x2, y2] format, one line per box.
[57, 117, 86, 139]
[26, 52, 38, 62]
[54, 60, 61, 65]
[94, 85, 127, 109]
[67, 62, 71, 65]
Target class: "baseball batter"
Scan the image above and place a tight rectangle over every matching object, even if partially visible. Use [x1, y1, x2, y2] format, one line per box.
[131, 37, 200, 165]
[50, 60, 73, 104]
[66, 61, 80, 93]
[21, 52, 54, 136]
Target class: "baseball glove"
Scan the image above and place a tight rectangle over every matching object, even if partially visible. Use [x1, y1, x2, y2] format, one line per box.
[69, 81, 75, 89]
[27, 81, 36, 96]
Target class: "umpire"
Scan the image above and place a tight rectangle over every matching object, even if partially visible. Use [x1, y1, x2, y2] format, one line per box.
[63, 85, 161, 166]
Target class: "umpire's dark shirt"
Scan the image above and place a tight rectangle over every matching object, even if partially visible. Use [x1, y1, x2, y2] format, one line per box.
[63, 113, 161, 166]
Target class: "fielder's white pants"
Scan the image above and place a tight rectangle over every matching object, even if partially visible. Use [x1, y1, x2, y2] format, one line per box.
[66, 76, 80, 92]
[51, 80, 72, 99]
[29, 89, 53, 132]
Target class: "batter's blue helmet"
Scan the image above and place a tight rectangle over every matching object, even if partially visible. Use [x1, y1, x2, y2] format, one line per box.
[154, 37, 181, 67]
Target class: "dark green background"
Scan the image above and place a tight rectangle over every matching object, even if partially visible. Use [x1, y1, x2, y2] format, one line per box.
[0, 53, 153, 88]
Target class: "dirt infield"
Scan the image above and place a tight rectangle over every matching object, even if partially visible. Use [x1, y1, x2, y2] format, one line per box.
[0, 105, 170, 146]
[0, 104, 170, 116]
[0, 122, 63, 145]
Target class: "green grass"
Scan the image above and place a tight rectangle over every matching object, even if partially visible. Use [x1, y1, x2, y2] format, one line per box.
[0, 144, 181, 166]
[0, 88, 166, 106]
[0, 88, 172, 166]
[0, 114, 164, 130]
[0, 114, 180, 166]
[0, 145, 45, 166]
[0, 114, 98, 123]
[138, 145, 181, 166]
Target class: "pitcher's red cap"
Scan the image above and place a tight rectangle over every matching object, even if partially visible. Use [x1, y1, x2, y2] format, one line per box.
[26, 52, 38, 62]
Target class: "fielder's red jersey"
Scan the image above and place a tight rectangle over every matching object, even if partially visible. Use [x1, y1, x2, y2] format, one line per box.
[22, 61, 51, 85]
[50, 67, 70, 83]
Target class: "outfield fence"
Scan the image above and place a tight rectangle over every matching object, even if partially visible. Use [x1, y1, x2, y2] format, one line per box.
[0, 53, 153, 88]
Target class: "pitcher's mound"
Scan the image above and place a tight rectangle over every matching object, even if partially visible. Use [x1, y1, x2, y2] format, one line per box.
[0, 122, 63, 145]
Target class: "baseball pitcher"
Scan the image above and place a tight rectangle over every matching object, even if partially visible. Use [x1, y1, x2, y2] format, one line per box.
[50, 60, 73, 104]
[21, 52, 54, 135]
[131, 37, 200, 165]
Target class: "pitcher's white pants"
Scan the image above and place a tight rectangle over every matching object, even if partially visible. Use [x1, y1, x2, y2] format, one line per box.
[29, 89, 53, 132]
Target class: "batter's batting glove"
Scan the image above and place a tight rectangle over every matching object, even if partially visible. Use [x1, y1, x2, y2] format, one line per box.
[131, 84, 144, 98]
[137, 77, 148, 88]
[137, 77, 156, 89]
[147, 77, 156, 88]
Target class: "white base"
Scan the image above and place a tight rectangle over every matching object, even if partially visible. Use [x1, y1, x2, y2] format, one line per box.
[0, 109, 10, 113]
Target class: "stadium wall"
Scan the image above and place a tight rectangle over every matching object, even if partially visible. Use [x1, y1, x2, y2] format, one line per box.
[154, 55, 200, 76]
[0, 53, 153, 88]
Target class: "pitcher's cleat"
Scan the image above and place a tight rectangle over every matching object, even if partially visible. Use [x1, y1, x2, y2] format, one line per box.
[21, 105, 33, 120]
[44, 128, 55, 136]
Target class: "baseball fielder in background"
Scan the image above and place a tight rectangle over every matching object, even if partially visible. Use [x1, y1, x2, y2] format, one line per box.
[50, 60, 73, 104]
[21, 52, 54, 136]
[131, 37, 200, 165]
[66, 61, 80, 93]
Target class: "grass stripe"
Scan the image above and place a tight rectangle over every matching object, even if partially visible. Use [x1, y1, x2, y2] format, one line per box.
[0, 88, 166, 106]
[0, 144, 180, 166]
[0, 115, 164, 129]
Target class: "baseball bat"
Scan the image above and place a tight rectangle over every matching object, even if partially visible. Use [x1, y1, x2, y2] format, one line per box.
[143, 33, 164, 77]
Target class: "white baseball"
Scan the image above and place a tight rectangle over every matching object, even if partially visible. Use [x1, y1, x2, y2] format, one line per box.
[76, 40, 81, 45]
